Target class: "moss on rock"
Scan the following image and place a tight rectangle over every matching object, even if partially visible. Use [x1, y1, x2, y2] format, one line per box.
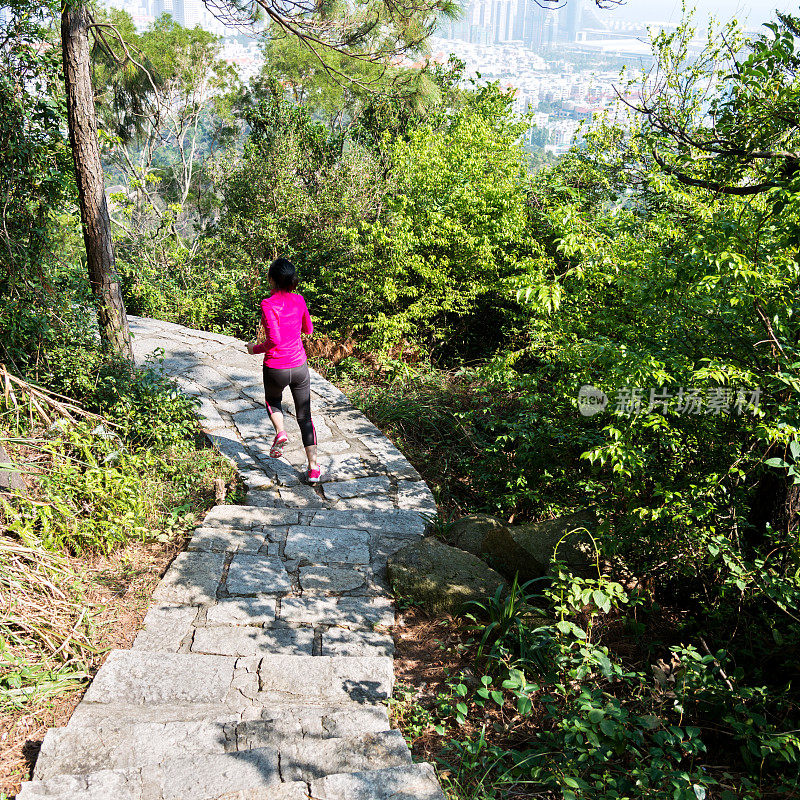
[387, 538, 507, 615]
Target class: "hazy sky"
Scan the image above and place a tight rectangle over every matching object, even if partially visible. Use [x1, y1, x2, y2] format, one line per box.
[597, 0, 796, 28]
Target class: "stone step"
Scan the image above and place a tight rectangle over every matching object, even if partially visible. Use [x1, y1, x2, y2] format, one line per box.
[310, 762, 446, 800]
[199, 505, 427, 536]
[65, 700, 390, 734]
[188, 623, 315, 657]
[255, 652, 394, 705]
[151, 550, 301, 607]
[34, 721, 239, 781]
[279, 595, 395, 630]
[175, 509, 428, 568]
[22, 761, 445, 800]
[280, 729, 411, 781]
[66, 701, 241, 729]
[319, 627, 394, 657]
[140, 590, 398, 656]
[135, 576, 395, 655]
[18, 747, 287, 800]
[185, 621, 394, 658]
[79, 650, 394, 710]
[306, 509, 426, 536]
[201, 505, 301, 530]
[130, 617, 395, 660]
[34, 720, 409, 782]
[297, 564, 384, 595]
[185, 525, 283, 556]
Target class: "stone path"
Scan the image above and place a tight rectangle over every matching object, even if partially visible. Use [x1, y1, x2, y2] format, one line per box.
[18, 316, 444, 800]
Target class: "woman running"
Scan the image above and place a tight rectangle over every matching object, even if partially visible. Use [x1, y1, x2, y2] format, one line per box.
[246, 258, 320, 484]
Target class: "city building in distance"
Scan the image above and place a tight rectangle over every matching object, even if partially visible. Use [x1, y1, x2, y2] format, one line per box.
[432, 0, 761, 155]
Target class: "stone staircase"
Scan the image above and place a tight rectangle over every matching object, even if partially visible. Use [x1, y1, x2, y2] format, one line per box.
[16, 317, 444, 800]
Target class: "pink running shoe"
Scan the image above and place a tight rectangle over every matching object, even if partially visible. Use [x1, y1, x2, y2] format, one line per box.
[269, 432, 289, 458]
[307, 467, 322, 484]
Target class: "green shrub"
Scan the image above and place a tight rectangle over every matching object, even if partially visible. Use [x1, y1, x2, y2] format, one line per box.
[0, 349, 229, 554]
[426, 568, 800, 800]
[2, 420, 224, 554]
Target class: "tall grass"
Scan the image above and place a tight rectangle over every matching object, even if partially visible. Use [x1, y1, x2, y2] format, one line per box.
[0, 536, 94, 711]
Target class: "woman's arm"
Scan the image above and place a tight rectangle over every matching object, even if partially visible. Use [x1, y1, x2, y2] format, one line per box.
[247, 309, 266, 355]
[252, 300, 280, 353]
[301, 299, 313, 336]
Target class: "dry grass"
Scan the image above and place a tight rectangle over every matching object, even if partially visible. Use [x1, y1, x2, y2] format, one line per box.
[305, 334, 357, 365]
[1, 539, 92, 671]
[0, 539, 178, 797]
[0, 366, 106, 430]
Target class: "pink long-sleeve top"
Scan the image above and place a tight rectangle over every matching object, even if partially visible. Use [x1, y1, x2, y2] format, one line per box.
[252, 291, 313, 369]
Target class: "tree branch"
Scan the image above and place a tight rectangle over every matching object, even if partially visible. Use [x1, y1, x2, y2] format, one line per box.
[754, 300, 787, 359]
[652, 150, 780, 195]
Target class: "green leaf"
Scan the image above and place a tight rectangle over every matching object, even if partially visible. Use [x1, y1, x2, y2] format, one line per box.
[600, 719, 618, 737]
[597, 653, 613, 676]
[592, 589, 610, 611]
[556, 620, 587, 639]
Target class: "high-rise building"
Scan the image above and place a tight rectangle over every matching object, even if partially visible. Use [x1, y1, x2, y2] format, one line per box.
[558, 0, 583, 43]
[182, 0, 207, 28]
[438, 0, 566, 49]
[153, 0, 185, 24]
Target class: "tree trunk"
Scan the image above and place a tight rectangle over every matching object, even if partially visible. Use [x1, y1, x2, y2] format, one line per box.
[749, 470, 800, 539]
[61, 0, 133, 360]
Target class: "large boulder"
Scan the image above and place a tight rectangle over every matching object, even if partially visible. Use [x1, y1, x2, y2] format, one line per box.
[446, 514, 506, 556]
[482, 509, 599, 583]
[387, 538, 507, 615]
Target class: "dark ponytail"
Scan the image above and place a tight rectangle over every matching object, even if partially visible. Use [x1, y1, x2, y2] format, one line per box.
[268, 257, 298, 291]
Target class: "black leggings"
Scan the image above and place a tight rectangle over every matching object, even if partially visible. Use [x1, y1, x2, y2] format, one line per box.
[262, 363, 316, 448]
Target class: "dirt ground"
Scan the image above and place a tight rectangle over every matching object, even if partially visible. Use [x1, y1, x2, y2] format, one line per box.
[390, 603, 538, 760]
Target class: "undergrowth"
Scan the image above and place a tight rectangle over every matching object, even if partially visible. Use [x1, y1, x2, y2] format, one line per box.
[0, 359, 236, 796]
[317, 357, 604, 522]
[390, 572, 800, 800]
[325, 357, 800, 798]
